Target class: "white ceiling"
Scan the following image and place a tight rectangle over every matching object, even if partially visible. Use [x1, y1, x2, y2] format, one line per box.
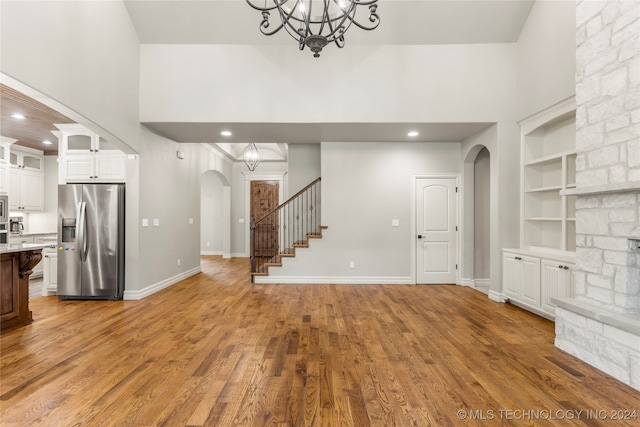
[124, 0, 535, 46]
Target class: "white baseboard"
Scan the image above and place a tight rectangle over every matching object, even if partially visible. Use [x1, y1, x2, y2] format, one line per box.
[123, 266, 201, 300]
[460, 277, 475, 287]
[475, 278, 491, 288]
[42, 285, 57, 296]
[460, 278, 490, 294]
[231, 252, 247, 258]
[201, 250, 223, 256]
[488, 290, 507, 303]
[254, 276, 413, 285]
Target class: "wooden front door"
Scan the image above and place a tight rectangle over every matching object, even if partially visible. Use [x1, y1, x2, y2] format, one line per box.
[251, 181, 279, 258]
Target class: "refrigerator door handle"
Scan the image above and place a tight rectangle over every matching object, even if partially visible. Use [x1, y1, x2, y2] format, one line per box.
[78, 201, 87, 262]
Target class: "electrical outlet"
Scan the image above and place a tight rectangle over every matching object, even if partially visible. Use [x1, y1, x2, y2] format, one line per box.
[177, 259, 181, 266]
[188, 218, 194, 224]
[207, 242, 210, 247]
[350, 261, 355, 269]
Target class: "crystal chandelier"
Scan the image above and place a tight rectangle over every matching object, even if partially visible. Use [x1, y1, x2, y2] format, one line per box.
[246, 0, 380, 58]
[243, 143, 261, 171]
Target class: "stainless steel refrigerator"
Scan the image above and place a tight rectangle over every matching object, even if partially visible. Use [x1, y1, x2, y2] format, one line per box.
[58, 184, 125, 300]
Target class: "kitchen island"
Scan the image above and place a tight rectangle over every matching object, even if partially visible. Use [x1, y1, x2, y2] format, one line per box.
[1, 243, 55, 332]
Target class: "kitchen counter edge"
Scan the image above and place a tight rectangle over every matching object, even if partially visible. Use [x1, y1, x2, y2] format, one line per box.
[0, 243, 56, 254]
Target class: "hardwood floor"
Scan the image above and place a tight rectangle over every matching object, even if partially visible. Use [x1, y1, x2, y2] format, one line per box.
[1, 256, 639, 426]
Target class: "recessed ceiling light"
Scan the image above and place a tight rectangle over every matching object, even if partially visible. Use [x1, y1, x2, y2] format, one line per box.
[220, 131, 232, 136]
[11, 113, 27, 120]
[408, 131, 419, 137]
[42, 140, 53, 145]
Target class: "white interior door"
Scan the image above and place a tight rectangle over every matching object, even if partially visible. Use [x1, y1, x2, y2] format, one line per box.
[416, 177, 457, 284]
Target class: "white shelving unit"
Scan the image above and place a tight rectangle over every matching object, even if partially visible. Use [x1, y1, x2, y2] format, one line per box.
[501, 97, 577, 320]
[521, 101, 576, 253]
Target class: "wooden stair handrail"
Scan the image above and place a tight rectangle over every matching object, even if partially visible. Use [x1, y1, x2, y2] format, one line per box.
[253, 177, 321, 226]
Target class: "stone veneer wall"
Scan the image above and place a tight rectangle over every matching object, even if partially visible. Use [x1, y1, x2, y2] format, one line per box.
[554, 0, 640, 391]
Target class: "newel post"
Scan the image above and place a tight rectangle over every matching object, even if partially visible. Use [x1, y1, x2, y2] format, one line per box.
[249, 217, 256, 279]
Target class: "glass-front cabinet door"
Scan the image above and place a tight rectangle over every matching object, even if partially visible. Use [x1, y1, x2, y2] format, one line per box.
[65, 134, 94, 154]
[21, 154, 42, 171]
[9, 150, 43, 171]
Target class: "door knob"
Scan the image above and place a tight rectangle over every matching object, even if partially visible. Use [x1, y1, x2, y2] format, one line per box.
[417, 235, 423, 239]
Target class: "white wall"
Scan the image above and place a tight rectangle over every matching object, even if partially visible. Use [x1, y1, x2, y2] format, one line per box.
[140, 44, 517, 123]
[25, 156, 58, 233]
[0, 1, 142, 152]
[288, 144, 321, 195]
[516, 0, 576, 121]
[256, 142, 461, 283]
[201, 171, 224, 254]
[137, 134, 211, 291]
[461, 122, 520, 295]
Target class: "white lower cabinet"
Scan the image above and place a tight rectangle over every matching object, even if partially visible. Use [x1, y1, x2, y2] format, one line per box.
[540, 260, 574, 314]
[503, 252, 541, 306]
[43, 248, 58, 296]
[502, 249, 574, 319]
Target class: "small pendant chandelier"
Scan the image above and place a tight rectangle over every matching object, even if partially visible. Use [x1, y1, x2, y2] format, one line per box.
[243, 143, 261, 171]
[246, 0, 380, 58]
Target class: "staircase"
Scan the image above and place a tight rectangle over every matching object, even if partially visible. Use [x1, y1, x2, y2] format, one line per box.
[250, 178, 325, 282]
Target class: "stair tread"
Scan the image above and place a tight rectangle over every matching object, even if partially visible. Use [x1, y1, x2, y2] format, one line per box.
[252, 222, 327, 281]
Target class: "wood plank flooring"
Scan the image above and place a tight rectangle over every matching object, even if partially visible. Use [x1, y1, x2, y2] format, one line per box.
[1, 256, 639, 426]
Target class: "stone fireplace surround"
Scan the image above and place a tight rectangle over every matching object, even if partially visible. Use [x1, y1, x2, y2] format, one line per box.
[555, 183, 640, 391]
[553, 0, 639, 391]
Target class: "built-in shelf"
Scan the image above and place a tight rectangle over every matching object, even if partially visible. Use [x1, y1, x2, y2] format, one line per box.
[524, 150, 576, 167]
[526, 217, 562, 221]
[561, 181, 640, 196]
[520, 97, 576, 253]
[526, 185, 563, 193]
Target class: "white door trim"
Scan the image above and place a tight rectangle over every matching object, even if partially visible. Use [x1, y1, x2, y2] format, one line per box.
[411, 174, 460, 285]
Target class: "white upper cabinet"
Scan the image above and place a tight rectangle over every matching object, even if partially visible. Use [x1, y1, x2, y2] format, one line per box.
[9, 149, 43, 172]
[62, 132, 122, 156]
[0, 143, 9, 163]
[7, 146, 44, 212]
[0, 142, 9, 194]
[55, 124, 126, 183]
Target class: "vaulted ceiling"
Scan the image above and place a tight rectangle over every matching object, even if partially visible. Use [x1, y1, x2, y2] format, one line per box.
[1, 1, 535, 156]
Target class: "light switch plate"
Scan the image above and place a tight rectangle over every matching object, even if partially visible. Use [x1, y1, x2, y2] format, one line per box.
[392, 219, 400, 227]
[142, 219, 149, 227]
[239, 218, 245, 223]
[188, 218, 194, 224]
[153, 218, 160, 226]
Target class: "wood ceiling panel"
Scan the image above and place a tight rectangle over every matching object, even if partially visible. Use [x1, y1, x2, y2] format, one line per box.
[0, 84, 75, 155]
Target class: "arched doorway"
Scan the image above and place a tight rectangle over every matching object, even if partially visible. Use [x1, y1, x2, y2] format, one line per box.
[473, 147, 491, 288]
[201, 170, 231, 258]
[461, 144, 491, 293]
